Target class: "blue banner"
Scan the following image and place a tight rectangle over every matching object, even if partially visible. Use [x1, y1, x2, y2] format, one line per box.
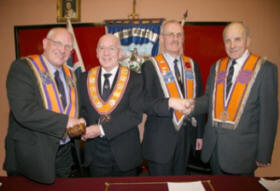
[105, 19, 163, 56]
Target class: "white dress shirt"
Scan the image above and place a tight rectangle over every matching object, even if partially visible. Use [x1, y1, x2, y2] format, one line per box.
[43, 56, 70, 145]
[99, 65, 119, 137]
[163, 52, 183, 79]
[225, 49, 250, 103]
[100, 66, 119, 94]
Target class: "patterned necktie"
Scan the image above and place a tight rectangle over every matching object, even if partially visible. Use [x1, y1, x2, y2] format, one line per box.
[226, 60, 237, 97]
[54, 70, 67, 109]
[174, 59, 183, 91]
[102, 73, 112, 101]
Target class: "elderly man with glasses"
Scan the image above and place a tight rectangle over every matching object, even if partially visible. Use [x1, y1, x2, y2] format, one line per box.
[4, 27, 85, 184]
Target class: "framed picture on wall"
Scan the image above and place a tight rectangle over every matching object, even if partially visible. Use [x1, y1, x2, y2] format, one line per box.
[57, 0, 81, 22]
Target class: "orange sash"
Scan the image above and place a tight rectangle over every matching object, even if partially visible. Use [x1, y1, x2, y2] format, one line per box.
[26, 55, 78, 117]
[213, 54, 263, 129]
[152, 54, 196, 130]
[87, 66, 130, 115]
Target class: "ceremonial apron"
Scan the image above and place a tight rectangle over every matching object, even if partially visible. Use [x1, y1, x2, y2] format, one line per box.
[87, 66, 130, 122]
[151, 54, 196, 131]
[25, 55, 78, 118]
[212, 54, 263, 129]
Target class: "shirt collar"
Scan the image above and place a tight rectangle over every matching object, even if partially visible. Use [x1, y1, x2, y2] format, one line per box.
[163, 52, 181, 65]
[233, 49, 250, 65]
[42, 55, 63, 75]
[101, 65, 119, 78]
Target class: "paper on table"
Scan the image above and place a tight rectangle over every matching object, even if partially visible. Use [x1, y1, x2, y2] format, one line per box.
[259, 178, 280, 191]
[168, 181, 205, 191]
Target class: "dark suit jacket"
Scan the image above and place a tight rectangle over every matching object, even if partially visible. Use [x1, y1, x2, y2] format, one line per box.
[142, 57, 204, 164]
[78, 67, 143, 171]
[3, 57, 80, 184]
[193, 58, 278, 174]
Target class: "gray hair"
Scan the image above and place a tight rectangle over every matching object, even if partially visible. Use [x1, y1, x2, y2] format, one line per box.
[160, 20, 184, 35]
[158, 20, 184, 54]
[223, 22, 250, 39]
[46, 27, 73, 41]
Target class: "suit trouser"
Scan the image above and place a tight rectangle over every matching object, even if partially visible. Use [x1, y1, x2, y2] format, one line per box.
[210, 144, 254, 176]
[55, 142, 73, 177]
[184, 123, 197, 174]
[87, 137, 137, 177]
[148, 128, 186, 176]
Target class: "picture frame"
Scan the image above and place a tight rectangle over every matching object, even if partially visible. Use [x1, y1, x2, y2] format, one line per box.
[57, 0, 81, 22]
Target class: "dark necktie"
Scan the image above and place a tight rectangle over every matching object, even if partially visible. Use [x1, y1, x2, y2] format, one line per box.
[102, 73, 112, 101]
[54, 70, 67, 109]
[174, 59, 183, 91]
[226, 60, 237, 97]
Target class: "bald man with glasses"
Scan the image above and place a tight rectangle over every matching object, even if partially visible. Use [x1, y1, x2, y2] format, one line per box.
[4, 28, 84, 184]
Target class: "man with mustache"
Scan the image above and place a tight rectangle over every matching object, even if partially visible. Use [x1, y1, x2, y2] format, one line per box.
[142, 20, 204, 175]
[4, 28, 84, 184]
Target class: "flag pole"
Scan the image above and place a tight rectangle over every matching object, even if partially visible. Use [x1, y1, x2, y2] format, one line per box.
[181, 9, 188, 26]
[66, 18, 85, 72]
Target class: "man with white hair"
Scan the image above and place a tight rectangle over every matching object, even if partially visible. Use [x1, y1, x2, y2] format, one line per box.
[78, 34, 143, 177]
[192, 22, 278, 175]
[4, 28, 84, 184]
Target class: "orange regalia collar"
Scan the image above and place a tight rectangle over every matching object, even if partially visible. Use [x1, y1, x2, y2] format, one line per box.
[151, 54, 196, 131]
[87, 66, 130, 115]
[25, 55, 78, 118]
[212, 53, 263, 129]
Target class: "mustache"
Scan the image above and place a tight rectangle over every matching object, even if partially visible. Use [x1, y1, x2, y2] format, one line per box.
[170, 41, 179, 45]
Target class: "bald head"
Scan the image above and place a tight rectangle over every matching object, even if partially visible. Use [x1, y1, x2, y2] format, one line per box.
[46, 27, 73, 42]
[97, 34, 121, 48]
[96, 34, 122, 71]
[223, 22, 250, 40]
[42, 27, 73, 69]
[223, 22, 251, 60]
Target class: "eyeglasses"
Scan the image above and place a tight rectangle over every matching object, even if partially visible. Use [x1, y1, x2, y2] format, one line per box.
[98, 46, 119, 52]
[162, 32, 183, 39]
[47, 38, 73, 51]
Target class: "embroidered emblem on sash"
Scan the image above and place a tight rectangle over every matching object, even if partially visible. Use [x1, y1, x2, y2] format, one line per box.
[219, 111, 229, 121]
[40, 71, 52, 84]
[151, 54, 196, 131]
[66, 76, 75, 88]
[87, 66, 130, 117]
[25, 55, 78, 118]
[212, 54, 263, 129]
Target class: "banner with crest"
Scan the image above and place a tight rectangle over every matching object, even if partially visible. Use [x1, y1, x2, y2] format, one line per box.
[105, 19, 163, 73]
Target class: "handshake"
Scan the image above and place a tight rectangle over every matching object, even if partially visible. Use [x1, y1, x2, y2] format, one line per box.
[66, 117, 86, 138]
[66, 117, 102, 141]
[66, 117, 101, 141]
[168, 97, 194, 115]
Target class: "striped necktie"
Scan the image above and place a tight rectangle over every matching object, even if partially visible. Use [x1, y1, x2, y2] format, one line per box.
[54, 70, 67, 108]
[226, 60, 237, 97]
[174, 59, 183, 91]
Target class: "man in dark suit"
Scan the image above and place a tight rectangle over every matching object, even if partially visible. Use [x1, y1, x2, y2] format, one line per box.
[4, 28, 85, 184]
[142, 20, 204, 175]
[192, 22, 278, 175]
[78, 34, 143, 177]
